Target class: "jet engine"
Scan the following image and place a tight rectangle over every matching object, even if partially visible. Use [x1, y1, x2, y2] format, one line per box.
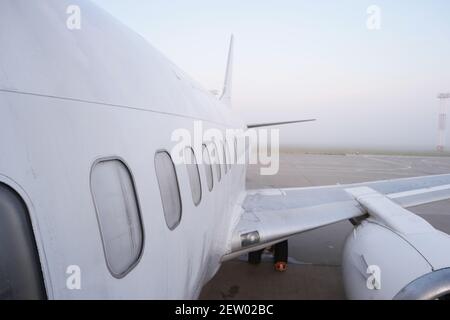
[342, 220, 450, 300]
[343, 187, 450, 300]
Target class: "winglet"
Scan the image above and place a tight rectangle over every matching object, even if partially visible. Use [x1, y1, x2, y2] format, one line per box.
[220, 35, 234, 107]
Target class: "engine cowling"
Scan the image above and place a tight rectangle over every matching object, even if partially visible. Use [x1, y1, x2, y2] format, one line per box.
[342, 220, 450, 300]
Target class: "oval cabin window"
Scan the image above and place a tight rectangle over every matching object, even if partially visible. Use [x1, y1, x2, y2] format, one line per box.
[91, 159, 144, 278]
[184, 147, 202, 206]
[202, 144, 214, 191]
[154, 151, 182, 230]
[212, 143, 222, 182]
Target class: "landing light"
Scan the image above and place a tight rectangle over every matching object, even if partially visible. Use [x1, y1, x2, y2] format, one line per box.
[241, 231, 260, 247]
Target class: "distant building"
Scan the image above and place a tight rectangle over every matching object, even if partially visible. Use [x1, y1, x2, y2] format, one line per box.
[437, 93, 450, 152]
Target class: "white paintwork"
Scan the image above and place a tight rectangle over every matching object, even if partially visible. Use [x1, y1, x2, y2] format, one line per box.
[346, 187, 450, 270]
[1, 0, 450, 300]
[346, 187, 437, 235]
[342, 221, 433, 300]
[343, 187, 450, 299]
[388, 184, 450, 199]
[388, 184, 450, 208]
[224, 201, 364, 260]
[226, 175, 450, 262]
[0, 0, 245, 299]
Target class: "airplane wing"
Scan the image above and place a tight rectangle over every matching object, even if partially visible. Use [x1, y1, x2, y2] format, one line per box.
[223, 173, 450, 260]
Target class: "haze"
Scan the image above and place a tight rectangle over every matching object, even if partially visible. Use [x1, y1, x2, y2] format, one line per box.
[92, 0, 450, 154]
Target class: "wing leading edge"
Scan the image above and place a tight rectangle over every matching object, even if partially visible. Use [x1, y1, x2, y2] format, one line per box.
[223, 174, 450, 260]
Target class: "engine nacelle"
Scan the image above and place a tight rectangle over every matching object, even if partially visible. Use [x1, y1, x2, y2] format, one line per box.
[342, 220, 450, 300]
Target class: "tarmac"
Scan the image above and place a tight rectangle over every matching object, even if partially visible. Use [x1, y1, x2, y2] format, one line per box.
[200, 152, 450, 300]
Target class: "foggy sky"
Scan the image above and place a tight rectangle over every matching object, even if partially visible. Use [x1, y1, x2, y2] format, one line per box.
[92, 0, 450, 154]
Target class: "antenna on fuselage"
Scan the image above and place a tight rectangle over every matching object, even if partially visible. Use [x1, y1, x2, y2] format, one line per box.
[220, 35, 234, 108]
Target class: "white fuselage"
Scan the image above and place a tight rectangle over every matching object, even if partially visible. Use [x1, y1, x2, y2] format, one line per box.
[0, 0, 246, 299]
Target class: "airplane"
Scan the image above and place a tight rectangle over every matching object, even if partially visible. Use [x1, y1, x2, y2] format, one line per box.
[1, 0, 450, 300]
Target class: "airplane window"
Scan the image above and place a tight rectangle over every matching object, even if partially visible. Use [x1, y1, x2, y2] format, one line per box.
[222, 142, 228, 175]
[212, 143, 222, 182]
[245, 136, 251, 164]
[155, 151, 182, 230]
[91, 159, 144, 278]
[225, 140, 232, 171]
[234, 136, 238, 165]
[184, 147, 202, 206]
[202, 144, 214, 191]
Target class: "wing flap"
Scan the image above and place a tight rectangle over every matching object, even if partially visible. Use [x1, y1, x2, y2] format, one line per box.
[388, 183, 450, 208]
